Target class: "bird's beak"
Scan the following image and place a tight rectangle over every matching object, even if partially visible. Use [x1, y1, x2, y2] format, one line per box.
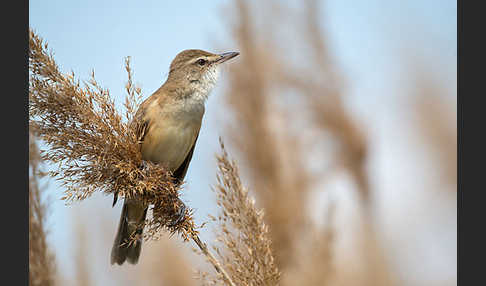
[215, 51, 240, 64]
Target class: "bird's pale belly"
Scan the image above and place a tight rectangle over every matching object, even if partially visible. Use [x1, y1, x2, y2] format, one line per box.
[140, 120, 200, 172]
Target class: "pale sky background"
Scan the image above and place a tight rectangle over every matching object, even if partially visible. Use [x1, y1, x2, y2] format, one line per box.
[29, 1, 456, 285]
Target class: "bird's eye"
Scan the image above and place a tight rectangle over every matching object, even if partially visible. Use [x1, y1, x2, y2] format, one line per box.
[196, 59, 207, 66]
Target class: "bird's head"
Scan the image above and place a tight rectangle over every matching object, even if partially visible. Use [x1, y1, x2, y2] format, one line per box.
[166, 49, 239, 101]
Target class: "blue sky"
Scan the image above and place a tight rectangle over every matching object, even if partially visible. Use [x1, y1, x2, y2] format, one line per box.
[30, 0, 456, 284]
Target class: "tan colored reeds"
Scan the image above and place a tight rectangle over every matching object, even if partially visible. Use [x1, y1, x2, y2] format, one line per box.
[29, 28, 195, 240]
[133, 238, 197, 286]
[221, 0, 395, 285]
[29, 0, 455, 283]
[197, 139, 280, 286]
[74, 216, 91, 286]
[29, 135, 56, 286]
[413, 77, 457, 188]
[223, 0, 313, 270]
[29, 29, 234, 285]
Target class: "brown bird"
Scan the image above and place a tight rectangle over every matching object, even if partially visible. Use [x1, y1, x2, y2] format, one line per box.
[111, 49, 239, 265]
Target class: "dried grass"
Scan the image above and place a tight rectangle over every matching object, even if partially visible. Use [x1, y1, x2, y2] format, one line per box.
[224, 0, 312, 269]
[280, 204, 335, 286]
[29, 135, 56, 286]
[221, 0, 393, 285]
[29, 29, 238, 285]
[74, 217, 91, 286]
[29, 0, 455, 284]
[136, 238, 196, 286]
[29, 28, 195, 241]
[197, 139, 280, 286]
[413, 80, 457, 188]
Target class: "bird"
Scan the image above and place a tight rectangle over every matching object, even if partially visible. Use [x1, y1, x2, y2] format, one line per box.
[110, 49, 239, 265]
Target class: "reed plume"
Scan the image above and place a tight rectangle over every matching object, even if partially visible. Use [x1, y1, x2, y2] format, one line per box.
[197, 139, 280, 286]
[222, 0, 393, 284]
[29, 29, 195, 240]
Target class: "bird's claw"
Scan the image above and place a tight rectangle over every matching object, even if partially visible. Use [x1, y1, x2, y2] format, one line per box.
[140, 160, 150, 171]
[169, 202, 187, 227]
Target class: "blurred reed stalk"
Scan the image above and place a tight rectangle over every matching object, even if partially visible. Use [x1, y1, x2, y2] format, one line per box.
[222, 0, 394, 284]
[413, 75, 457, 189]
[29, 135, 56, 286]
[139, 238, 197, 286]
[74, 216, 91, 286]
[196, 139, 280, 286]
[223, 0, 312, 270]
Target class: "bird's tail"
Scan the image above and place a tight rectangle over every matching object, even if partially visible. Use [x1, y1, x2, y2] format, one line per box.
[111, 200, 147, 265]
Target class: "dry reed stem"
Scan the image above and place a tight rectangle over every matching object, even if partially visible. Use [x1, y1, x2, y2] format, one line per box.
[223, 0, 395, 285]
[141, 238, 196, 286]
[224, 0, 312, 269]
[192, 234, 236, 286]
[74, 216, 91, 286]
[413, 79, 456, 188]
[29, 135, 56, 286]
[299, 2, 393, 284]
[198, 139, 280, 286]
[296, 0, 370, 204]
[281, 203, 335, 286]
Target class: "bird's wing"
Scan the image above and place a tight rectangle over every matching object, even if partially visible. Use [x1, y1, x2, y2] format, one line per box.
[133, 102, 151, 147]
[172, 132, 199, 183]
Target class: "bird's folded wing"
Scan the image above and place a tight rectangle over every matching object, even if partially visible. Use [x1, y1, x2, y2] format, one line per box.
[134, 107, 150, 146]
[173, 133, 199, 183]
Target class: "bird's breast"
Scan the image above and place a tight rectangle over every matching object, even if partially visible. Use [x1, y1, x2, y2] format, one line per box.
[140, 102, 203, 172]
